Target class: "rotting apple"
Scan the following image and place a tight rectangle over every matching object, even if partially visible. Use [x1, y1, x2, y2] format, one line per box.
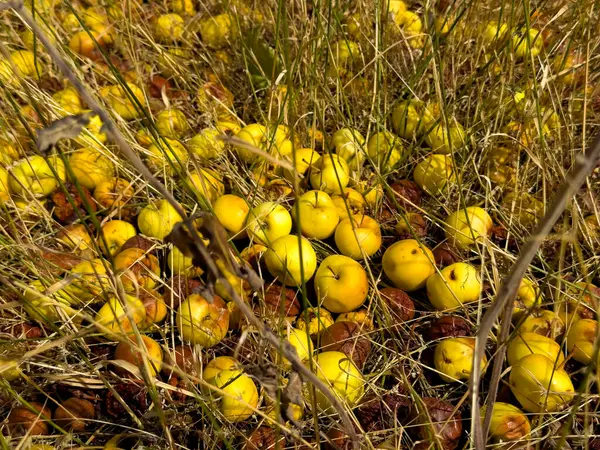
[177, 294, 229, 347]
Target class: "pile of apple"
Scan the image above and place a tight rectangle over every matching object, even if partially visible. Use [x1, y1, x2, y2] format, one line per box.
[0, 0, 599, 447]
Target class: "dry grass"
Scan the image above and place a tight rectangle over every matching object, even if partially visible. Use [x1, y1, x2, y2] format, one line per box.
[0, 0, 599, 448]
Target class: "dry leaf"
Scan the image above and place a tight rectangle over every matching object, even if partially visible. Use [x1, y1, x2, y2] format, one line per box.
[36, 112, 95, 153]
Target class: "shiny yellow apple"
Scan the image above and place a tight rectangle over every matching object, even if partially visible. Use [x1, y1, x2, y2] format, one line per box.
[95, 294, 146, 338]
[292, 190, 340, 240]
[296, 307, 334, 337]
[334, 214, 381, 260]
[426, 120, 466, 154]
[146, 138, 189, 175]
[137, 199, 183, 239]
[155, 108, 190, 139]
[184, 168, 224, 205]
[314, 255, 368, 313]
[283, 147, 319, 182]
[391, 99, 434, 139]
[426, 262, 481, 310]
[331, 188, 365, 220]
[366, 131, 404, 172]
[509, 353, 574, 413]
[265, 235, 317, 287]
[100, 220, 137, 256]
[10, 155, 66, 198]
[211, 368, 258, 422]
[188, 128, 226, 159]
[434, 337, 487, 382]
[245, 201, 292, 245]
[313, 351, 364, 410]
[309, 153, 350, 194]
[566, 319, 597, 365]
[444, 206, 493, 250]
[213, 194, 249, 239]
[331, 128, 366, 171]
[382, 239, 435, 292]
[507, 332, 564, 367]
[279, 327, 314, 369]
[413, 154, 457, 196]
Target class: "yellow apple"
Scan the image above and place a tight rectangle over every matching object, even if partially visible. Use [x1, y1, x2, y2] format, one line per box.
[146, 138, 189, 175]
[391, 99, 435, 139]
[279, 327, 314, 369]
[68, 148, 115, 190]
[513, 277, 541, 317]
[213, 194, 249, 239]
[336, 309, 374, 331]
[99, 220, 137, 256]
[413, 154, 457, 196]
[188, 128, 226, 159]
[235, 123, 268, 163]
[503, 192, 544, 229]
[366, 131, 404, 172]
[434, 337, 487, 382]
[114, 247, 161, 292]
[211, 369, 258, 422]
[177, 294, 229, 347]
[480, 402, 531, 443]
[331, 128, 366, 171]
[0, 167, 10, 204]
[52, 86, 82, 115]
[93, 178, 135, 211]
[23, 279, 78, 322]
[66, 258, 111, 301]
[292, 190, 340, 240]
[100, 83, 146, 120]
[245, 201, 292, 245]
[426, 120, 466, 154]
[264, 235, 317, 286]
[10, 155, 66, 198]
[481, 21, 509, 45]
[282, 147, 319, 182]
[95, 294, 146, 338]
[168, 246, 203, 278]
[566, 319, 597, 365]
[56, 224, 93, 255]
[314, 255, 368, 313]
[296, 306, 334, 337]
[331, 188, 366, 220]
[137, 199, 183, 239]
[382, 239, 436, 292]
[203, 356, 238, 386]
[507, 332, 564, 367]
[309, 153, 350, 194]
[426, 262, 481, 310]
[184, 168, 224, 205]
[334, 214, 382, 260]
[154, 13, 185, 42]
[444, 206, 493, 250]
[199, 13, 235, 49]
[313, 351, 364, 410]
[513, 28, 543, 59]
[509, 353, 574, 413]
[155, 108, 190, 139]
[520, 310, 564, 338]
[114, 335, 163, 377]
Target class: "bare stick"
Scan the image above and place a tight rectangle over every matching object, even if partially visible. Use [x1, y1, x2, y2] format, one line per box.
[470, 133, 600, 450]
[5, 3, 360, 447]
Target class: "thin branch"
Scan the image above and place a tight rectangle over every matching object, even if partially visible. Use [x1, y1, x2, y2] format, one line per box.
[470, 132, 600, 450]
[6, 4, 360, 447]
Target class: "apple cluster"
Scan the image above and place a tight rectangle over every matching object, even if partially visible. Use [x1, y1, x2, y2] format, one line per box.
[0, 0, 599, 447]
